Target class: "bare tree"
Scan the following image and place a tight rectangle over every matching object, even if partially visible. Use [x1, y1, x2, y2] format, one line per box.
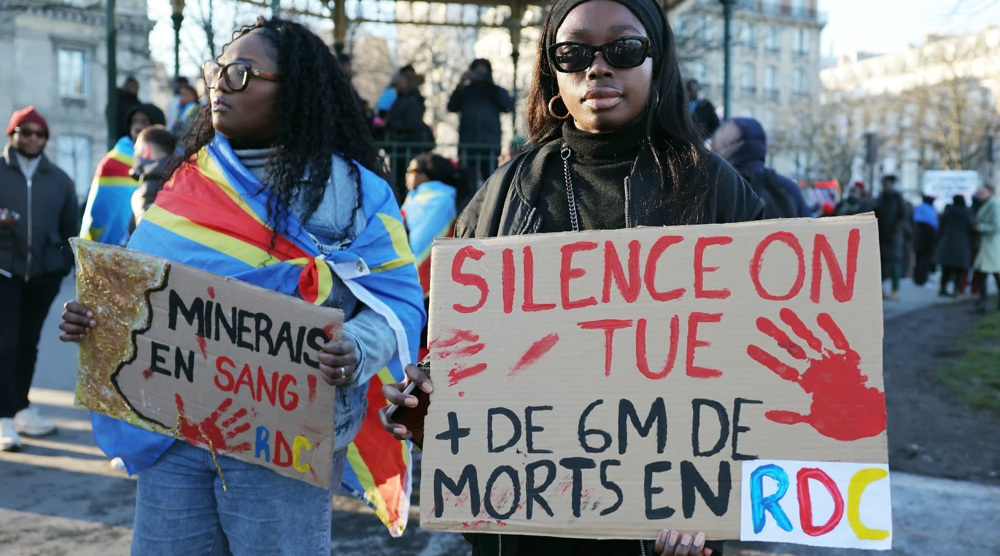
[894, 37, 1000, 173]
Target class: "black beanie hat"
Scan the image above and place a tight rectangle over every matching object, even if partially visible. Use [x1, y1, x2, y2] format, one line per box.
[544, 0, 668, 72]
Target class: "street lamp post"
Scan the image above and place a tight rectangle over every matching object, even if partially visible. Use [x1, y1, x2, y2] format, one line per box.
[720, 0, 735, 121]
[106, 0, 117, 149]
[171, 0, 185, 86]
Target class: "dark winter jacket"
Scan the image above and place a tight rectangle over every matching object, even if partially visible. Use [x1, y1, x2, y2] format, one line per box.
[0, 144, 78, 279]
[711, 117, 810, 219]
[387, 89, 432, 143]
[447, 80, 513, 147]
[874, 190, 907, 261]
[455, 138, 755, 556]
[457, 141, 764, 238]
[936, 203, 975, 268]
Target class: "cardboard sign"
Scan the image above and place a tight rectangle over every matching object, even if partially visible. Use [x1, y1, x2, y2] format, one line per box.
[73, 240, 341, 488]
[420, 215, 890, 550]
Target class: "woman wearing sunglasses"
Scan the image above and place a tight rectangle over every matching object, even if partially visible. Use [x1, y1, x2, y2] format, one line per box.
[60, 18, 425, 555]
[381, 0, 763, 554]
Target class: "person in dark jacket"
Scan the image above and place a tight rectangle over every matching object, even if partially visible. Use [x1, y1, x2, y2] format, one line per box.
[711, 117, 810, 219]
[874, 174, 907, 299]
[834, 181, 875, 216]
[448, 58, 513, 185]
[0, 106, 78, 451]
[935, 195, 975, 296]
[81, 102, 166, 246]
[912, 195, 939, 286]
[686, 79, 719, 141]
[382, 0, 764, 554]
[115, 76, 141, 139]
[386, 65, 433, 202]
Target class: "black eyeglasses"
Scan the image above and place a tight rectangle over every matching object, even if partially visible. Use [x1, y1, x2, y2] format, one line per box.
[14, 127, 47, 139]
[548, 36, 652, 73]
[202, 61, 280, 92]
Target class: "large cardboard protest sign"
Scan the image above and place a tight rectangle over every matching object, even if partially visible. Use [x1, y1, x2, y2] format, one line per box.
[73, 240, 341, 487]
[421, 215, 890, 550]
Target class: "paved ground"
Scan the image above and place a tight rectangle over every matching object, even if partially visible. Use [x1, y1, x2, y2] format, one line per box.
[1, 275, 998, 555]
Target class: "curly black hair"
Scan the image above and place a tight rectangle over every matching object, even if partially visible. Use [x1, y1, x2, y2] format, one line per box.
[166, 17, 384, 243]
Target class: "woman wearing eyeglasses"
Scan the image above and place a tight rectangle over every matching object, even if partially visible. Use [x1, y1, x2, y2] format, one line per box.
[59, 18, 425, 555]
[381, 1, 762, 554]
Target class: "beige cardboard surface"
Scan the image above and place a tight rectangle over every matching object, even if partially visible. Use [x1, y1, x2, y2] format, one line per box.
[420, 215, 887, 541]
[73, 240, 341, 487]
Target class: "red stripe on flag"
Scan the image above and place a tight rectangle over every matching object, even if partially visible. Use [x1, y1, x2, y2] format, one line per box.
[156, 162, 309, 261]
[349, 378, 409, 526]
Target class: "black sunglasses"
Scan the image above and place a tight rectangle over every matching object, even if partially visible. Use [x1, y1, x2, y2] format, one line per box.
[548, 36, 652, 73]
[202, 61, 280, 92]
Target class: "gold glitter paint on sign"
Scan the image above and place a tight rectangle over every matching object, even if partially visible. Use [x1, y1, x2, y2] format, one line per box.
[73, 239, 171, 433]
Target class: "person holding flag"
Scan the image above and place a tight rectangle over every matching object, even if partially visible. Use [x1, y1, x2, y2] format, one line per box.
[59, 17, 425, 554]
[400, 152, 466, 357]
[80, 103, 165, 246]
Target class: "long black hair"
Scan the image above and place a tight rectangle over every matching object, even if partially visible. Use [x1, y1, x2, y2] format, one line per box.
[526, 0, 710, 225]
[167, 17, 384, 240]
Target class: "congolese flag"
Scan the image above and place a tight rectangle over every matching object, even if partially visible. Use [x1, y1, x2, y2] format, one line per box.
[80, 136, 138, 246]
[400, 181, 457, 296]
[93, 134, 425, 535]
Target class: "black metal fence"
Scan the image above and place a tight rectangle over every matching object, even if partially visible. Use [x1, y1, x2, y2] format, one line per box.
[376, 141, 503, 201]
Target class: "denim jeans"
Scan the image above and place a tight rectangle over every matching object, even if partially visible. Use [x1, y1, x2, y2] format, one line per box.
[131, 441, 347, 556]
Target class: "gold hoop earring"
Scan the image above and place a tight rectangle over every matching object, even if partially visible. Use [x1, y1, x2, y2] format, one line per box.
[548, 95, 571, 120]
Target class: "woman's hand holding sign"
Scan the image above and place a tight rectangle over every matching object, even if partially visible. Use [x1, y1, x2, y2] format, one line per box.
[318, 339, 357, 386]
[59, 300, 97, 342]
[655, 530, 713, 556]
[379, 362, 433, 446]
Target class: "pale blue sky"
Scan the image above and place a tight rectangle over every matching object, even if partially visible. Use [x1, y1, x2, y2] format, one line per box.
[819, 0, 1000, 56]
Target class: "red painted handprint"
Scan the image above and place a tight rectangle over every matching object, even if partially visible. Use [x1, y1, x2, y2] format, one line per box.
[175, 394, 252, 453]
[747, 308, 886, 441]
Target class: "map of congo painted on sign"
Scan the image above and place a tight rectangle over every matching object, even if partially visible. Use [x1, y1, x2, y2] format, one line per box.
[73, 239, 342, 487]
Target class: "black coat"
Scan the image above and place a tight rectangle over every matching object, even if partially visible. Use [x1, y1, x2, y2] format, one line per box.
[457, 141, 764, 238]
[447, 81, 512, 147]
[935, 204, 975, 268]
[387, 89, 431, 143]
[874, 191, 906, 261]
[0, 144, 78, 279]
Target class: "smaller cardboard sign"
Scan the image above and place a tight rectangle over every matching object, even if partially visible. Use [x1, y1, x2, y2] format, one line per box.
[73, 240, 341, 487]
[740, 460, 892, 550]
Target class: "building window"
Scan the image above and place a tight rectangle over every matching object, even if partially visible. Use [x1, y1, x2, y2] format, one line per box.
[765, 66, 778, 100]
[766, 27, 780, 52]
[58, 48, 89, 99]
[742, 63, 756, 93]
[794, 69, 807, 97]
[56, 135, 93, 199]
[742, 23, 756, 50]
[795, 29, 809, 56]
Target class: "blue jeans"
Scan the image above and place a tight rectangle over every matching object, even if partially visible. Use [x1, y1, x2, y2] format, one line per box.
[132, 441, 347, 556]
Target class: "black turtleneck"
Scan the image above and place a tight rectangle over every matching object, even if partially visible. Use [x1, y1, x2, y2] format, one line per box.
[537, 121, 646, 233]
